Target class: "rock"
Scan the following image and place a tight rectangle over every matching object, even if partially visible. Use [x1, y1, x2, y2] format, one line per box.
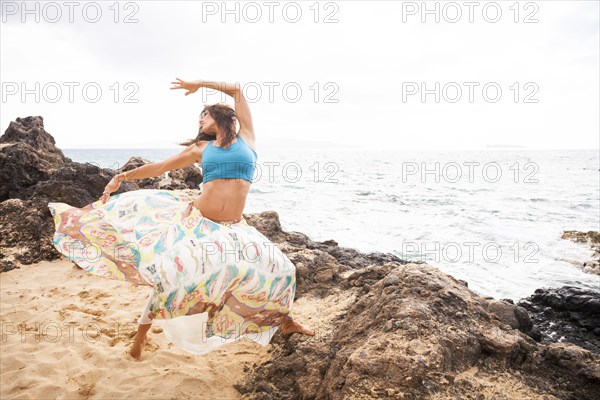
[166, 167, 203, 190]
[285, 249, 344, 298]
[244, 211, 287, 243]
[0, 198, 62, 264]
[319, 244, 412, 270]
[0, 158, 139, 265]
[540, 342, 600, 382]
[484, 299, 534, 334]
[0, 116, 65, 165]
[239, 261, 600, 400]
[514, 306, 534, 333]
[383, 275, 399, 287]
[561, 230, 600, 275]
[238, 261, 600, 399]
[17, 160, 138, 207]
[0, 142, 59, 200]
[0, 116, 66, 201]
[562, 230, 600, 245]
[255, 381, 273, 394]
[118, 156, 154, 187]
[517, 286, 600, 354]
[478, 325, 521, 354]
[0, 258, 19, 273]
[0, 116, 201, 265]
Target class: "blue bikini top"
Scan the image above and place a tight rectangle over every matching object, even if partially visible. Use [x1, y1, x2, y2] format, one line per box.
[201, 134, 258, 184]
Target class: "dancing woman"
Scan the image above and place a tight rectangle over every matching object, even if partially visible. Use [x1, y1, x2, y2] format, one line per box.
[48, 78, 314, 361]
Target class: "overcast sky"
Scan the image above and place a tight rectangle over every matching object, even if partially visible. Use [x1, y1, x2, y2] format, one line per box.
[1, 0, 598, 150]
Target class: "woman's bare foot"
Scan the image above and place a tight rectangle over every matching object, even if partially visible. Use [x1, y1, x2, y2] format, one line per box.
[280, 318, 315, 336]
[129, 323, 152, 361]
[129, 334, 147, 360]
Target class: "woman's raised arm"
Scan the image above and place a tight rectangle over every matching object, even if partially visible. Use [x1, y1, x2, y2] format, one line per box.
[171, 78, 255, 139]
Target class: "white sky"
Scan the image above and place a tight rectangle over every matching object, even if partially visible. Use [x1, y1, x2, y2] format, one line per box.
[1, 0, 599, 150]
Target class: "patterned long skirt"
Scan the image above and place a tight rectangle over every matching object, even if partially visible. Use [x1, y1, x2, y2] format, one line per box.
[48, 189, 297, 355]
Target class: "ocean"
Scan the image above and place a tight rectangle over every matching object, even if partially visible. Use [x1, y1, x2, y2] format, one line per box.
[63, 148, 600, 302]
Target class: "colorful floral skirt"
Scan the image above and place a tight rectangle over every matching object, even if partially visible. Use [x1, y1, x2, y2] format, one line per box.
[48, 189, 297, 354]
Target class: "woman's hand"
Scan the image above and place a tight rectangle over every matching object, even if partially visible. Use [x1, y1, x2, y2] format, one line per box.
[99, 176, 122, 204]
[170, 77, 199, 96]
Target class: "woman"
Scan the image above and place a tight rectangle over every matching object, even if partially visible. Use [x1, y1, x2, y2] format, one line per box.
[48, 78, 314, 361]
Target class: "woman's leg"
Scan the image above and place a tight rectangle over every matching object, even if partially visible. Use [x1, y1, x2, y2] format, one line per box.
[129, 290, 155, 360]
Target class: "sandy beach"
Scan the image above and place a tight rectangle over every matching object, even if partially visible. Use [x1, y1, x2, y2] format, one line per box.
[0, 259, 288, 399]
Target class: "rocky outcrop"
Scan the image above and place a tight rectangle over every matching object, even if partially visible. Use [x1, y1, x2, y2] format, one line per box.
[0, 116, 201, 265]
[0, 197, 63, 265]
[235, 261, 600, 400]
[561, 230, 600, 275]
[0, 116, 66, 201]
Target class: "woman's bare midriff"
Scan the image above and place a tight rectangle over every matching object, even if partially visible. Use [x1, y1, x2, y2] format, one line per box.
[192, 178, 251, 222]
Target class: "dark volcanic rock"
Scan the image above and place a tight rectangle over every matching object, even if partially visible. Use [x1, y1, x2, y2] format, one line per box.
[0, 116, 65, 165]
[15, 160, 139, 207]
[0, 116, 66, 201]
[0, 150, 139, 264]
[308, 239, 413, 270]
[517, 286, 600, 353]
[0, 197, 62, 264]
[0, 116, 200, 265]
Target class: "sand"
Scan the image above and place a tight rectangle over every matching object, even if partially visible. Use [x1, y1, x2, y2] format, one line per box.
[0, 259, 295, 399]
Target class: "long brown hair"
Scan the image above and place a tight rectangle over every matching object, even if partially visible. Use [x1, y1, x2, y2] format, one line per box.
[179, 103, 238, 148]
